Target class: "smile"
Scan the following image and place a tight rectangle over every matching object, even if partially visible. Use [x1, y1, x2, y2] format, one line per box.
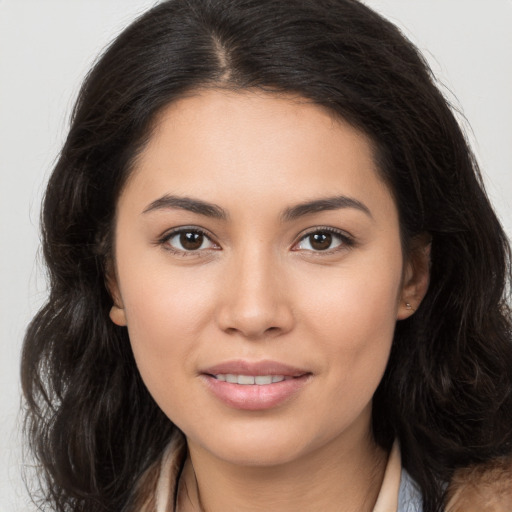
[201, 361, 312, 410]
[213, 374, 291, 384]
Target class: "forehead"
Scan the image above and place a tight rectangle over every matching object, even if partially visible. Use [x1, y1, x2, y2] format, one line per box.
[121, 89, 396, 220]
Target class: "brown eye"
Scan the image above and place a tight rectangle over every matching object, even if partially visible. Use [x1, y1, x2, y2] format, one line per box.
[165, 229, 217, 252]
[180, 231, 204, 250]
[295, 229, 350, 252]
[309, 232, 332, 250]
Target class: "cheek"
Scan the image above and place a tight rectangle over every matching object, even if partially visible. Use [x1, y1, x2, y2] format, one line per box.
[297, 256, 402, 347]
[294, 251, 402, 406]
[125, 278, 212, 344]
[115, 254, 220, 390]
[120, 276, 219, 426]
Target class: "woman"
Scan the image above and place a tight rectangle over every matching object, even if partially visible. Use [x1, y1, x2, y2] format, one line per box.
[22, 1, 512, 511]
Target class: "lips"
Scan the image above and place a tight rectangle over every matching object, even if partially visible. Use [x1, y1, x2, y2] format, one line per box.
[200, 360, 312, 410]
[202, 360, 309, 377]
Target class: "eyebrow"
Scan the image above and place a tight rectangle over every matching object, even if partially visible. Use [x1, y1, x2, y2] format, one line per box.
[281, 196, 372, 222]
[142, 193, 372, 222]
[142, 194, 228, 220]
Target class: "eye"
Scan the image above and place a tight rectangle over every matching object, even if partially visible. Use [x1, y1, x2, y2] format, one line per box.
[294, 228, 352, 252]
[161, 228, 219, 253]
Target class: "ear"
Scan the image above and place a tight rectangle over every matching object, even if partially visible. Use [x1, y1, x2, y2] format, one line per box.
[105, 264, 127, 327]
[397, 232, 431, 320]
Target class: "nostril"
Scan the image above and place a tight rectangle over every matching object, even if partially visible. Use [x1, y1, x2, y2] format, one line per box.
[257, 325, 283, 336]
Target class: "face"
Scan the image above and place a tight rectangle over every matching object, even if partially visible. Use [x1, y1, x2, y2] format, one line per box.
[109, 90, 427, 467]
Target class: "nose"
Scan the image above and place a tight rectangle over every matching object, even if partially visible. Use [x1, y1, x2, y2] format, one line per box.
[215, 248, 295, 340]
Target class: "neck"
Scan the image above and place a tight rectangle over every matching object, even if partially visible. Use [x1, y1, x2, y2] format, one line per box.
[177, 423, 388, 512]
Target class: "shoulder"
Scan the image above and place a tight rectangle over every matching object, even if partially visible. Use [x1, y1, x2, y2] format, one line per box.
[445, 457, 512, 512]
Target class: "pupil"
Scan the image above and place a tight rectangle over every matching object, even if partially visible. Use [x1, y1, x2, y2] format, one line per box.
[311, 232, 332, 250]
[180, 232, 203, 250]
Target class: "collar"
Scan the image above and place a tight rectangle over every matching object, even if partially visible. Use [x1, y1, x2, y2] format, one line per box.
[151, 435, 408, 512]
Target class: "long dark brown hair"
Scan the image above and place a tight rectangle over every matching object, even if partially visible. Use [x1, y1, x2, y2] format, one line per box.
[22, 1, 512, 511]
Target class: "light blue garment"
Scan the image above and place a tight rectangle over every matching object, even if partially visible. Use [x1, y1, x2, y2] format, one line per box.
[398, 469, 423, 512]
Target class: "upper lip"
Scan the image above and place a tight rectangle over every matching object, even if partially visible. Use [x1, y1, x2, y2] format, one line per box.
[202, 359, 310, 377]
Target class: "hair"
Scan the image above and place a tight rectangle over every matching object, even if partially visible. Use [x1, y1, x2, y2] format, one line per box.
[22, 1, 512, 511]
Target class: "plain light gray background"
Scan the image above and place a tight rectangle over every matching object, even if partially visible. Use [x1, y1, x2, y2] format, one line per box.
[1, 1, 511, 509]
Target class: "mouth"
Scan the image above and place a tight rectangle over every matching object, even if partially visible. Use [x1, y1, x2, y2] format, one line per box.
[210, 374, 296, 385]
[202, 359, 309, 378]
[200, 360, 312, 410]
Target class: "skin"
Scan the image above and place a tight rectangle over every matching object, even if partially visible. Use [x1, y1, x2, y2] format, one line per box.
[109, 89, 430, 512]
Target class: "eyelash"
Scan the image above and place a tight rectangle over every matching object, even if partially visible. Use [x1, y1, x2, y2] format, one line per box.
[157, 227, 219, 256]
[293, 227, 355, 255]
[156, 226, 355, 256]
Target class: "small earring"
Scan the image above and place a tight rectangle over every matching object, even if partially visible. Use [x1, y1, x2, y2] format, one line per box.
[405, 302, 416, 312]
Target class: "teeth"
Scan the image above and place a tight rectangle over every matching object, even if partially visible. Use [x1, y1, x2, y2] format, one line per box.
[255, 375, 272, 385]
[214, 374, 287, 385]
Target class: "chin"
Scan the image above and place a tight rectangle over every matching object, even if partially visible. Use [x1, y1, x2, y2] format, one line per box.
[215, 440, 308, 467]
[187, 420, 314, 467]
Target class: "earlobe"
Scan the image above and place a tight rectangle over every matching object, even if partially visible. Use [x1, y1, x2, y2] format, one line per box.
[397, 233, 431, 320]
[105, 263, 127, 326]
[109, 304, 127, 326]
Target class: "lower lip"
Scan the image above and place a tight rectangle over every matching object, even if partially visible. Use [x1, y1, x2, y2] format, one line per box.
[202, 375, 311, 410]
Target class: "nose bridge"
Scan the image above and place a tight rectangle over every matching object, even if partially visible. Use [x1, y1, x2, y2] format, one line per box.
[216, 243, 293, 338]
